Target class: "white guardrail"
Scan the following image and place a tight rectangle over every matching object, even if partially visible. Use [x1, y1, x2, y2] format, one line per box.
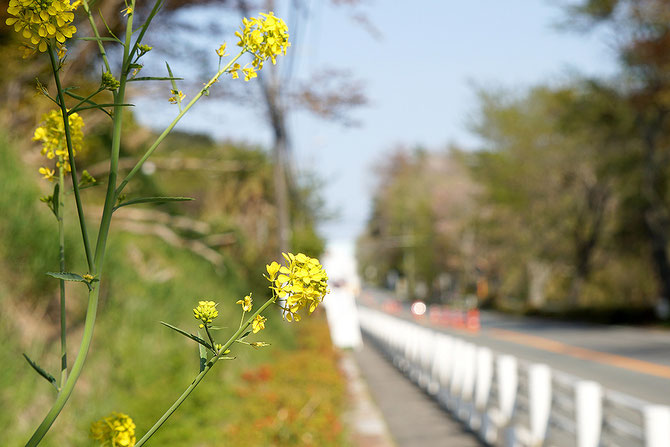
[357, 305, 670, 447]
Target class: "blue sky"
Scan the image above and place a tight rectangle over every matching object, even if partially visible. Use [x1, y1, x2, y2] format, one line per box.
[136, 0, 619, 244]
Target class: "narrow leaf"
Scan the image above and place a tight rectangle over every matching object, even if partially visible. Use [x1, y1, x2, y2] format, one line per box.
[46, 272, 85, 282]
[69, 103, 134, 114]
[23, 354, 58, 390]
[77, 36, 121, 42]
[197, 330, 208, 372]
[113, 196, 194, 211]
[160, 321, 213, 350]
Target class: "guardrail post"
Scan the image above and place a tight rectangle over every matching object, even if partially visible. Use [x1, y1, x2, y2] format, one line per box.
[528, 364, 551, 446]
[575, 380, 602, 447]
[472, 347, 493, 432]
[644, 405, 670, 447]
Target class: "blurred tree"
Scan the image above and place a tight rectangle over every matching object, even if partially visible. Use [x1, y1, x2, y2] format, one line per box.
[568, 0, 670, 315]
[357, 147, 478, 302]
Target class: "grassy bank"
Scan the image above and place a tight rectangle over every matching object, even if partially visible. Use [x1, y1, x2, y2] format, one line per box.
[0, 134, 348, 446]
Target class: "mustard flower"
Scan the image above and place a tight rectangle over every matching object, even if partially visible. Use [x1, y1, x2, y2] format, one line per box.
[243, 67, 257, 82]
[39, 166, 55, 181]
[236, 293, 253, 312]
[193, 300, 218, 328]
[216, 43, 228, 57]
[252, 314, 266, 333]
[168, 89, 185, 104]
[235, 12, 290, 71]
[33, 109, 84, 178]
[90, 412, 136, 447]
[250, 341, 270, 349]
[266, 253, 329, 321]
[5, 0, 79, 54]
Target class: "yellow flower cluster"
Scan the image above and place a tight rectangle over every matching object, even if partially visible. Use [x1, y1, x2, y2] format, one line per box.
[5, 0, 79, 54]
[193, 300, 218, 328]
[90, 412, 136, 447]
[235, 11, 290, 75]
[33, 109, 84, 180]
[266, 252, 329, 321]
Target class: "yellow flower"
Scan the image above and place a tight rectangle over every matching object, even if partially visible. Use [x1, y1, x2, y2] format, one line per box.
[6, 0, 79, 54]
[235, 11, 290, 71]
[39, 166, 55, 181]
[90, 412, 136, 447]
[193, 300, 218, 328]
[266, 252, 329, 321]
[168, 89, 185, 104]
[250, 341, 270, 349]
[243, 66, 257, 82]
[33, 109, 84, 176]
[252, 314, 266, 333]
[216, 43, 228, 57]
[236, 293, 253, 312]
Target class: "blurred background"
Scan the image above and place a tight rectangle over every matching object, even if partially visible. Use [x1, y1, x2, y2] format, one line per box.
[2, 0, 670, 445]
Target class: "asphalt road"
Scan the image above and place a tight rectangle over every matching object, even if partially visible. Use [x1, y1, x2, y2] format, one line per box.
[359, 288, 670, 406]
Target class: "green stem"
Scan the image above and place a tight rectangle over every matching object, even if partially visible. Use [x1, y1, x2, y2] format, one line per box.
[57, 167, 67, 388]
[135, 296, 277, 446]
[80, 0, 112, 73]
[68, 87, 104, 114]
[204, 325, 216, 351]
[115, 50, 245, 195]
[48, 47, 94, 272]
[26, 12, 136, 441]
[25, 286, 101, 446]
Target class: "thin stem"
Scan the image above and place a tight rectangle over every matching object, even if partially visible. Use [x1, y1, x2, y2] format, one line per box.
[48, 47, 94, 272]
[115, 50, 245, 195]
[93, 0, 135, 269]
[80, 0, 111, 73]
[204, 325, 216, 350]
[57, 167, 67, 388]
[26, 11, 136, 441]
[135, 295, 277, 446]
[68, 87, 104, 114]
[239, 310, 246, 329]
[25, 286, 101, 446]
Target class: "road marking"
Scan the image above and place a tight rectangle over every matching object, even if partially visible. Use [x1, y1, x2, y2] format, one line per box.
[488, 328, 670, 380]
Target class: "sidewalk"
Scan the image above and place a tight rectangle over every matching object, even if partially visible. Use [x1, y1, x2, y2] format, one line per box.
[352, 337, 484, 447]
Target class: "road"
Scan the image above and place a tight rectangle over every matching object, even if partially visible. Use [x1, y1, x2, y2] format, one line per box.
[359, 288, 670, 406]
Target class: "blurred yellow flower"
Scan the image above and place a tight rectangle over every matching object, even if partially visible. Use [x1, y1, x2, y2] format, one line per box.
[39, 167, 55, 181]
[236, 293, 253, 312]
[90, 412, 136, 447]
[252, 314, 266, 333]
[5, 0, 79, 54]
[216, 43, 228, 57]
[33, 109, 84, 178]
[193, 300, 218, 328]
[235, 11, 290, 71]
[168, 89, 185, 104]
[266, 252, 329, 321]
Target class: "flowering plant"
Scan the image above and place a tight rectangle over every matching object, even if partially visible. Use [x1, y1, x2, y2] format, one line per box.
[5, 1, 328, 445]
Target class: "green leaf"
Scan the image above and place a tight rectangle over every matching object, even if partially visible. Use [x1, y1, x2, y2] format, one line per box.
[128, 76, 184, 82]
[23, 354, 58, 390]
[46, 272, 93, 290]
[160, 321, 214, 351]
[197, 330, 208, 372]
[46, 272, 85, 282]
[113, 196, 194, 211]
